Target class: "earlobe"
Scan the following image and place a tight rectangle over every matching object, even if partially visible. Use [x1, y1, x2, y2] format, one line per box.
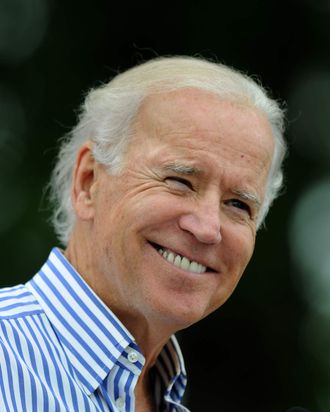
[71, 142, 97, 220]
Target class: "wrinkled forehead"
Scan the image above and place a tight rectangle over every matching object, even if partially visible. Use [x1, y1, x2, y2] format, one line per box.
[123, 89, 274, 182]
[132, 88, 274, 152]
[134, 88, 268, 134]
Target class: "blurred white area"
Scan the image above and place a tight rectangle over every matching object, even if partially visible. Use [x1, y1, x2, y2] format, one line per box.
[289, 178, 330, 314]
[0, 0, 49, 64]
[290, 179, 330, 411]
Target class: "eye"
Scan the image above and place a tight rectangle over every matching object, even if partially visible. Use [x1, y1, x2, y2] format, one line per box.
[227, 199, 251, 215]
[165, 176, 193, 190]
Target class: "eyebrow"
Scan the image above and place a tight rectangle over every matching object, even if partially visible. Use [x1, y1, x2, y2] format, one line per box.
[162, 162, 202, 176]
[232, 189, 262, 209]
[162, 162, 262, 209]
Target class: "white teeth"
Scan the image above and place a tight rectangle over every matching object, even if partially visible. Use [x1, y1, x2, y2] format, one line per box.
[174, 255, 181, 267]
[167, 252, 175, 263]
[157, 247, 207, 274]
[190, 261, 199, 273]
[181, 257, 190, 271]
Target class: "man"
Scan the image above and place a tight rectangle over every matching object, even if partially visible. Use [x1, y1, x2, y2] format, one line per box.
[0, 56, 286, 411]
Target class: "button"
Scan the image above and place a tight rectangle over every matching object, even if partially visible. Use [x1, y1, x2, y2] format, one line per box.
[115, 397, 125, 410]
[127, 350, 138, 363]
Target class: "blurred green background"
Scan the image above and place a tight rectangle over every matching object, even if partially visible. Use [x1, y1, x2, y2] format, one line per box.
[1, 0, 330, 411]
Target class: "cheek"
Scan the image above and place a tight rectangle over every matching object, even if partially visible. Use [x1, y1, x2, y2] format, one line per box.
[226, 229, 256, 272]
[118, 196, 180, 234]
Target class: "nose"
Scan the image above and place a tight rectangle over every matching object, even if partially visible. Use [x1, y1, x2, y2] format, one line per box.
[178, 201, 222, 244]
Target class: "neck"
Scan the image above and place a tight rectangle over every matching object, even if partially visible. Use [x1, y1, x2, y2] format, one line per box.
[64, 230, 178, 367]
[109, 306, 175, 367]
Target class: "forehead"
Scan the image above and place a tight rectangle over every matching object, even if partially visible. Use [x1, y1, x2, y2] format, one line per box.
[129, 88, 274, 171]
[137, 88, 264, 128]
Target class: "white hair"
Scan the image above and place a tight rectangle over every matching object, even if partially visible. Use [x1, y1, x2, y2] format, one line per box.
[49, 56, 286, 245]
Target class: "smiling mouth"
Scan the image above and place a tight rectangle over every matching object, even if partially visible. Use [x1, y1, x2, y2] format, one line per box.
[150, 242, 213, 274]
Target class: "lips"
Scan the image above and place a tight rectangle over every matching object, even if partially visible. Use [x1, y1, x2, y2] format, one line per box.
[150, 242, 212, 274]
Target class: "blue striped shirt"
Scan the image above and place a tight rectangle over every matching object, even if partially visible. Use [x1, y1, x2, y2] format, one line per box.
[0, 248, 189, 411]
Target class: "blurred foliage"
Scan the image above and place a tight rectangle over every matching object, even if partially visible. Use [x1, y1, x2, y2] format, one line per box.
[1, 0, 330, 410]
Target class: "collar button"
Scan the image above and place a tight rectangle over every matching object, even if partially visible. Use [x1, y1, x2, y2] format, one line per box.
[128, 350, 138, 363]
[115, 397, 125, 410]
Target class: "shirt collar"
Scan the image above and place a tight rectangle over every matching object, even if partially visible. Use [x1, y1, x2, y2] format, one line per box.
[26, 247, 187, 403]
[155, 335, 187, 404]
[26, 247, 135, 395]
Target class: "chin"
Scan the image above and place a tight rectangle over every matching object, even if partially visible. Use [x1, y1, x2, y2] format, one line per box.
[148, 295, 211, 331]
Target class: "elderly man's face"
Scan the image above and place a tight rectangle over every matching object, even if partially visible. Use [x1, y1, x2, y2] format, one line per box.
[80, 88, 274, 331]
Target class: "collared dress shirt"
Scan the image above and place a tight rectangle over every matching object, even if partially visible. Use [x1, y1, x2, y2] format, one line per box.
[0, 248, 190, 412]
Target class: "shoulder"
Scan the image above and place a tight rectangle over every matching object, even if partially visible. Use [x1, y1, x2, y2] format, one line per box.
[0, 284, 42, 320]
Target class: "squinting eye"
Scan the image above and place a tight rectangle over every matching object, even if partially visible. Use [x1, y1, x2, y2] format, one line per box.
[165, 176, 193, 190]
[228, 199, 251, 214]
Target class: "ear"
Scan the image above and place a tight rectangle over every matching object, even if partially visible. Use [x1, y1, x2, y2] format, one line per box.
[71, 142, 97, 220]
